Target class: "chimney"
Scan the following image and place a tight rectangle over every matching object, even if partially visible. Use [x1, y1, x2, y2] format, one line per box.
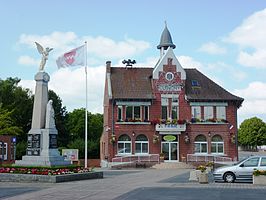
[106, 61, 111, 73]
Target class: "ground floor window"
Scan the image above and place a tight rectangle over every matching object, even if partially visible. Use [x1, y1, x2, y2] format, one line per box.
[135, 134, 148, 154]
[194, 135, 207, 154]
[211, 135, 224, 154]
[0, 142, 7, 160]
[117, 134, 131, 155]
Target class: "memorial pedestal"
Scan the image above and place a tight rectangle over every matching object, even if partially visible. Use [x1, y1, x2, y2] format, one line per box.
[16, 72, 71, 167]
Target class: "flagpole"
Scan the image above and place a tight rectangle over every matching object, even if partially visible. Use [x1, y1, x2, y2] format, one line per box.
[85, 41, 88, 169]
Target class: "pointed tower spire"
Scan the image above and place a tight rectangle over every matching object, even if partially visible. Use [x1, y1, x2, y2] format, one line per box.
[157, 22, 176, 50]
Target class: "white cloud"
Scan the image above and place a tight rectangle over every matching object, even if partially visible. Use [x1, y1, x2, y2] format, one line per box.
[178, 55, 203, 70]
[237, 50, 266, 68]
[84, 36, 150, 59]
[207, 62, 247, 81]
[19, 79, 35, 92]
[234, 82, 266, 120]
[18, 32, 150, 66]
[226, 8, 266, 68]
[198, 42, 226, 55]
[19, 32, 78, 52]
[18, 55, 39, 66]
[19, 65, 106, 113]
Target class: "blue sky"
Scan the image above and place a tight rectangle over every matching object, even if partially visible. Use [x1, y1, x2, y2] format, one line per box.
[1, 0, 266, 125]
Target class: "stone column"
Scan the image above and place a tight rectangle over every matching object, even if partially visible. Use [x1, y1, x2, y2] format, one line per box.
[31, 72, 50, 129]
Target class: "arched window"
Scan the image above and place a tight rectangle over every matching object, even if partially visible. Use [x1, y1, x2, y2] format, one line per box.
[194, 135, 207, 154]
[117, 134, 131, 155]
[211, 135, 224, 154]
[135, 134, 148, 154]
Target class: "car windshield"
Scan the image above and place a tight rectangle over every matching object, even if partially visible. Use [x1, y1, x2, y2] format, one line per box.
[233, 158, 247, 165]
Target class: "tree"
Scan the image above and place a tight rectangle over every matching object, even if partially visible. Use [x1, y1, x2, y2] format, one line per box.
[65, 108, 103, 158]
[238, 117, 266, 149]
[0, 77, 33, 140]
[0, 107, 23, 135]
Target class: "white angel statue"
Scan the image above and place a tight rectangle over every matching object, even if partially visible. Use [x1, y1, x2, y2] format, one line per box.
[35, 42, 53, 71]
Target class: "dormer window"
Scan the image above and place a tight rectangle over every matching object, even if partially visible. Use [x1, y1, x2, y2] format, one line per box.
[191, 80, 200, 87]
[165, 72, 174, 81]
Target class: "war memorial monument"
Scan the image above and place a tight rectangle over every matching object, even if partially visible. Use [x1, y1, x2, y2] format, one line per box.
[16, 42, 71, 167]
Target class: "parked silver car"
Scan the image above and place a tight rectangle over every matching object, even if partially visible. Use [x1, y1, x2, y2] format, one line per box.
[213, 156, 266, 183]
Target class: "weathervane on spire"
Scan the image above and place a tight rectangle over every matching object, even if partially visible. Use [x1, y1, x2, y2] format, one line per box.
[35, 42, 53, 71]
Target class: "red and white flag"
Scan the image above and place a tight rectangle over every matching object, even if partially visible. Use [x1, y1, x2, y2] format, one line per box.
[56, 45, 85, 68]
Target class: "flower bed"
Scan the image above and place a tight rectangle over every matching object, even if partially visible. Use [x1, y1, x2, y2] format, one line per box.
[0, 165, 89, 176]
[0, 165, 103, 183]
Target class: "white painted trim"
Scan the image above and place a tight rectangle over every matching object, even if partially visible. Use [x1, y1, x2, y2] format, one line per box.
[159, 131, 181, 135]
[190, 102, 228, 106]
[161, 141, 179, 162]
[161, 94, 179, 99]
[116, 101, 151, 106]
[153, 48, 186, 80]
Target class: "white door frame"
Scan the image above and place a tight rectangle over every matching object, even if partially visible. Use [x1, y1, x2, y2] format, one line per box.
[161, 141, 179, 162]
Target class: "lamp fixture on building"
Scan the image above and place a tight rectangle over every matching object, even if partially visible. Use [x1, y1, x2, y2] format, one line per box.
[132, 131, 135, 137]
[208, 131, 211, 137]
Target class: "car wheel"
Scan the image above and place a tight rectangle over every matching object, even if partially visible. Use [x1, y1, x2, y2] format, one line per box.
[224, 172, 235, 183]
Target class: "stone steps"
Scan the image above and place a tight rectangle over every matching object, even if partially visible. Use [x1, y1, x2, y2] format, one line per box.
[152, 162, 194, 169]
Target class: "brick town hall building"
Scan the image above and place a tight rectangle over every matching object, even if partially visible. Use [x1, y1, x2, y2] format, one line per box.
[100, 25, 243, 167]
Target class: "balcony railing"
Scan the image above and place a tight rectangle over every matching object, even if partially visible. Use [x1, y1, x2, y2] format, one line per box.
[155, 123, 186, 132]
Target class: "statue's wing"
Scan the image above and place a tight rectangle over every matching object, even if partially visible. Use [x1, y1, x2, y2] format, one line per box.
[48, 48, 53, 52]
[35, 42, 44, 54]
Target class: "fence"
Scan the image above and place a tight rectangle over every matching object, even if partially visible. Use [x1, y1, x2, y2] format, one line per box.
[111, 154, 160, 166]
[187, 154, 233, 164]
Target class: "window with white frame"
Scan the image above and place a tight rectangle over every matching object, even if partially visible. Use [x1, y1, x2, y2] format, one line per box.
[191, 106, 201, 119]
[194, 135, 207, 154]
[211, 135, 224, 154]
[161, 97, 168, 120]
[117, 134, 131, 154]
[204, 106, 213, 120]
[172, 97, 179, 120]
[117, 106, 123, 121]
[135, 134, 148, 154]
[0, 142, 7, 160]
[126, 106, 141, 120]
[216, 106, 226, 120]
[134, 106, 141, 119]
[143, 106, 149, 121]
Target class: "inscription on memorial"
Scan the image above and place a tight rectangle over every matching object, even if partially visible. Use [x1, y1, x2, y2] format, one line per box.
[49, 134, 57, 149]
[27, 134, 41, 156]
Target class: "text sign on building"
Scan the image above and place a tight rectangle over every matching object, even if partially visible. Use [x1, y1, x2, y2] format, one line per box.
[157, 83, 182, 92]
[163, 135, 176, 142]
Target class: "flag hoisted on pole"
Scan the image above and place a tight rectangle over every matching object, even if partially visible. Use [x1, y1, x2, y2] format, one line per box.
[56, 45, 85, 68]
[56, 43, 89, 169]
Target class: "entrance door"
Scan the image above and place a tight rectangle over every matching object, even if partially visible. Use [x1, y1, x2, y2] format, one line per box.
[162, 142, 178, 162]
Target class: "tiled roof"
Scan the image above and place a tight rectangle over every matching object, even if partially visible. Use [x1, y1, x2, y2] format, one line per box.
[185, 68, 244, 106]
[109, 67, 244, 107]
[110, 67, 154, 99]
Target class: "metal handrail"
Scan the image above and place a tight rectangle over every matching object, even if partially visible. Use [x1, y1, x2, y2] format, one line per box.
[187, 154, 232, 163]
[112, 154, 160, 164]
